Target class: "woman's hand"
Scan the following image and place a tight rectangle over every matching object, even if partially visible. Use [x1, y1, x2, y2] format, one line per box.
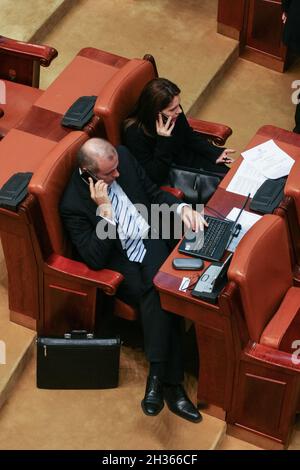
[89, 178, 112, 220]
[156, 113, 175, 137]
[216, 148, 235, 165]
[282, 12, 287, 24]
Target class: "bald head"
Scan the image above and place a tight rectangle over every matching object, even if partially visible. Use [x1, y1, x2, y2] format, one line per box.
[77, 138, 116, 171]
[78, 138, 119, 185]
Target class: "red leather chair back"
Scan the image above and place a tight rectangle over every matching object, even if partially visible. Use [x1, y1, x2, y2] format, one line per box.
[282, 158, 300, 266]
[28, 131, 89, 255]
[285, 158, 300, 224]
[94, 58, 156, 145]
[227, 215, 293, 342]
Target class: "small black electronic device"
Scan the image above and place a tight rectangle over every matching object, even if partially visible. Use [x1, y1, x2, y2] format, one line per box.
[0, 172, 33, 212]
[80, 170, 98, 185]
[61, 95, 97, 129]
[249, 177, 287, 214]
[172, 257, 204, 270]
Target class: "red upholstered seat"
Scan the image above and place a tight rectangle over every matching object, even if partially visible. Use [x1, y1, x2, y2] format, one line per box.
[0, 43, 160, 145]
[281, 157, 300, 275]
[228, 215, 294, 344]
[224, 214, 300, 446]
[228, 214, 300, 354]
[95, 58, 156, 146]
[95, 58, 233, 148]
[0, 44, 128, 140]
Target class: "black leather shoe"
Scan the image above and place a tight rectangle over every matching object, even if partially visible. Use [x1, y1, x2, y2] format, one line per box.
[141, 375, 164, 416]
[164, 384, 202, 423]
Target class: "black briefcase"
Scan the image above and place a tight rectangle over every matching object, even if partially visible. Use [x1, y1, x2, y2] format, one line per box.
[36, 331, 120, 389]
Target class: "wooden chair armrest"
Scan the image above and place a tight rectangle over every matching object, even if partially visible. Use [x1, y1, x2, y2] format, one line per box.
[45, 254, 124, 295]
[160, 186, 184, 199]
[0, 35, 58, 67]
[245, 341, 300, 373]
[187, 117, 232, 146]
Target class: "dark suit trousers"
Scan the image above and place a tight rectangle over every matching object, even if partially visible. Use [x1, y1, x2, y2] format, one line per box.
[107, 238, 184, 384]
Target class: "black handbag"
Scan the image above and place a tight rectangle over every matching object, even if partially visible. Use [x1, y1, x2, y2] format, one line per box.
[168, 165, 223, 204]
[36, 330, 121, 389]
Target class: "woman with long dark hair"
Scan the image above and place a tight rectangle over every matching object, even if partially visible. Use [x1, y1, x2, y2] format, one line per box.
[123, 78, 234, 186]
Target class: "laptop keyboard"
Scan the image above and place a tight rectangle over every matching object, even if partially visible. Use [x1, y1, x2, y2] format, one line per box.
[202, 217, 229, 257]
[185, 216, 230, 258]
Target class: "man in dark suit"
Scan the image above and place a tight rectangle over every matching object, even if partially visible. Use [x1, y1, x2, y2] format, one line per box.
[282, 0, 300, 133]
[60, 137, 205, 422]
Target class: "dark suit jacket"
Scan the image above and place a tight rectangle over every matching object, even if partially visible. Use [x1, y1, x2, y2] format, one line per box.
[282, 0, 300, 55]
[60, 145, 180, 270]
[123, 111, 224, 185]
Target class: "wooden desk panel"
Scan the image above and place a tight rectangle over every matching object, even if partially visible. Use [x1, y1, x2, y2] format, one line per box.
[155, 271, 236, 410]
[0, 201, 39, 330]
[16, 106, 70, 142]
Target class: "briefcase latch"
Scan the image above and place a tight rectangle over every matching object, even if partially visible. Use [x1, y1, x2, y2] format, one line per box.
[64, 330, 94, 340]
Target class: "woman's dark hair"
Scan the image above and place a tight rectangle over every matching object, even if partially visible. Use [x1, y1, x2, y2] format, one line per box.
[124, 78, 180, 136]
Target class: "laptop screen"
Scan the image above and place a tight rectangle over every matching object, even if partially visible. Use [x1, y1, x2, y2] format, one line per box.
[226, 193, 251, 241]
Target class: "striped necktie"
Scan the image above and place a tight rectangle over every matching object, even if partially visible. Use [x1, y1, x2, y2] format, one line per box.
[108, 183, 147, 263]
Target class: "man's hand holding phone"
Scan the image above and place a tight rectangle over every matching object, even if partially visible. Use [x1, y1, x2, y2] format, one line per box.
[156, 112, 175, 137]
[89, 178, 113, 221]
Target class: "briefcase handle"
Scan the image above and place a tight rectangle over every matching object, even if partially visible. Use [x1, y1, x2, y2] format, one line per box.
[64, 330, 94, 340]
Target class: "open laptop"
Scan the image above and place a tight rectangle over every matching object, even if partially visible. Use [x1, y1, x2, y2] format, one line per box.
[178, 194, 250, 262]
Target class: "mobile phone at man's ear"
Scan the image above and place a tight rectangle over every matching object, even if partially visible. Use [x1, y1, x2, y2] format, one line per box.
[172, 257, 204, 270]
[80, 170, 98, 185]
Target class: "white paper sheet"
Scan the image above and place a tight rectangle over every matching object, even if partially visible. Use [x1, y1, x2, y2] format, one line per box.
[226, 208, 262, 252]
[241, 139, 294, 179]
[226, 159, 267, 197]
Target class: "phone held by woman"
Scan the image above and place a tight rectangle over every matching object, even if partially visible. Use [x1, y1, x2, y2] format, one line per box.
[160, 112, 169, 125]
